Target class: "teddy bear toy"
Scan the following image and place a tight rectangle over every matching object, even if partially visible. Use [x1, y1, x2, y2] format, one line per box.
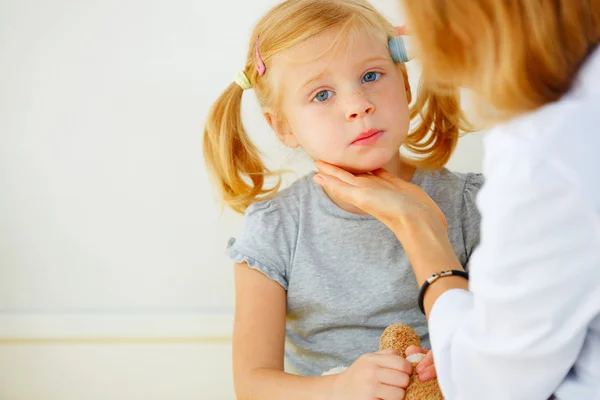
[379, 323, 444, 400]
[323, 323, 444, 400]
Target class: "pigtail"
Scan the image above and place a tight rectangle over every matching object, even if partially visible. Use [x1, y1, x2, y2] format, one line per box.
[405, 82, 473, 170]
[203, 81, 281, 214]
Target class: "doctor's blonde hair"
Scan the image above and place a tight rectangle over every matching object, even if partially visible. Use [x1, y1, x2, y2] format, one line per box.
[401, 0, 600, 120]
[204, 0, 470, 213]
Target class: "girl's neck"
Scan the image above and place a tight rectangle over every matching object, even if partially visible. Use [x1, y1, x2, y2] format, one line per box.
[322, 152, 416, 215]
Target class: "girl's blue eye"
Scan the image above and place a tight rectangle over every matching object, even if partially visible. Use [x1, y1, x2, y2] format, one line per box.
[312, 90, 334, 103]
[362, 71, 381, 83]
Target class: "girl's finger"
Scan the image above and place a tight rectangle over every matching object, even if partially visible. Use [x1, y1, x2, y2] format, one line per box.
[418, 364, 437, 381]
[375, 384, 406, 400]
[405, 345, 427, 356]
[377, 368, 411, 389]
[377, 368, 410, 388]
[416, 352, 434, 371]
[372, 353, 413, 375]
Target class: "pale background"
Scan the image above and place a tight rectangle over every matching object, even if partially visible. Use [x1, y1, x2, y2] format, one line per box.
[0, 0, 484, 399]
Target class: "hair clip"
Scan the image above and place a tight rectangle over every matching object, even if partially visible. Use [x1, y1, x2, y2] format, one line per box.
[255, 37, 266, 76]
[389, 36, 413, 63]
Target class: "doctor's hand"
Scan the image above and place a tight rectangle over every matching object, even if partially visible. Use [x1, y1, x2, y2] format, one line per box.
[313, 161, 447, 239]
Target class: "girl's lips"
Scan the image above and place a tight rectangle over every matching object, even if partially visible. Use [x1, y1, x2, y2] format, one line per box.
[351, 130, 384, 145]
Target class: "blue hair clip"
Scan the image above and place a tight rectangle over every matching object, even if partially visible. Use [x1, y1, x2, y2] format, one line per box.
[388, 36, 412, 63]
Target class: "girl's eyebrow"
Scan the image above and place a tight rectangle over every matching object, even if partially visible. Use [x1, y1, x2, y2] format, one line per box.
[298, 70, 328, 93]
[360, 55, 390, 65]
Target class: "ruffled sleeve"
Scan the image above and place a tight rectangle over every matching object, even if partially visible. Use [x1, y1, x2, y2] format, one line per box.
[227, 199, 297, 290]
[461, 173, 484, 264]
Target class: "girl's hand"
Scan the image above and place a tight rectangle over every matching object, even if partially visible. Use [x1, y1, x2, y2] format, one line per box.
[314, 161, 447, 239]
[405, 346, 437, 382]
[332, 349, 412, 400]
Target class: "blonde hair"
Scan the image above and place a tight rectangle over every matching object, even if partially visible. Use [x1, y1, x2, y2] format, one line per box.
[204, 0, 470, 213]
[401, 0, 600, 120]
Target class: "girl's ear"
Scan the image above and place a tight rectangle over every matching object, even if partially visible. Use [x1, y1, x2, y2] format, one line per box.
[263, 109, 300, 149]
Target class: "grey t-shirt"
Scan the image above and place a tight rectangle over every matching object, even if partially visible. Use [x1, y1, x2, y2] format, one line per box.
[227, 168, 483, 376]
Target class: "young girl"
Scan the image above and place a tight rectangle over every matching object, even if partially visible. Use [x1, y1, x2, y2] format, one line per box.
[203, 0, 483, 398]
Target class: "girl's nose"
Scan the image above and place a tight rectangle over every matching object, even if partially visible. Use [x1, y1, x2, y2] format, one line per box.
[345, 94, 375, 120]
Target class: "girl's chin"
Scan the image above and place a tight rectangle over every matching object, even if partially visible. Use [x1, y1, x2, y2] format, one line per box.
[340, 156, 398, 174]
[325, 162, 389, 175]
[315, 148, 400, 174]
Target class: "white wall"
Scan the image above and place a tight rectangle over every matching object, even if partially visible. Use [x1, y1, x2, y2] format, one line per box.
[0, 0, 484, 399]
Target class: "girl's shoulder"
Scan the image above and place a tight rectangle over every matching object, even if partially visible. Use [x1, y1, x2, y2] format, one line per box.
[245, 172, 316, 218]
[227, 174, 318, 290]
[416, 168, 484, 261]
[416, 168, 484, 228]
[240, 172, 326, 237]
[415, 168, 484, 199]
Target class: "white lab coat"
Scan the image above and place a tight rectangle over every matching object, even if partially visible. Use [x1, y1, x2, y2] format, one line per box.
[429, 47, 600, 400]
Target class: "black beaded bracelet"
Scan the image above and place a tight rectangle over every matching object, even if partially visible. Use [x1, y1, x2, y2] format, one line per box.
[417, 270, 469, 315]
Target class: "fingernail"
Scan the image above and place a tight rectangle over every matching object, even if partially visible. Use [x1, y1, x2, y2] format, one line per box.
[416, 365, 425, 372]
[314, 174, 326, 184]
[419, 371, 431, 381]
